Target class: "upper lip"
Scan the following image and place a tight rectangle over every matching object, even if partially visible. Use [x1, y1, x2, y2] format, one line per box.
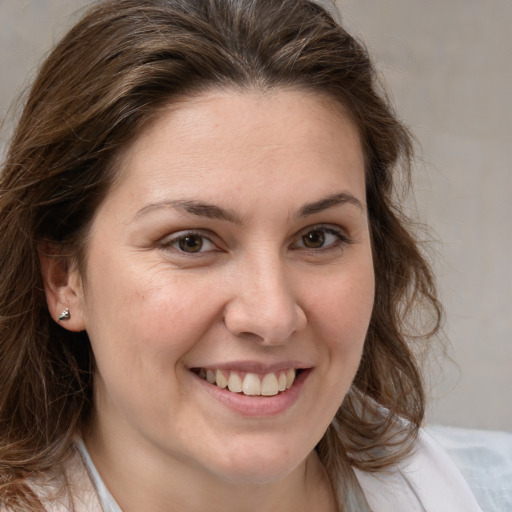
[189, 360, 313, 374]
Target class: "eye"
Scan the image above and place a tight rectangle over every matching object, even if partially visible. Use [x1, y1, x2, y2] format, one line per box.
[293, 226, 348, 250]
[301, 229, 328, 249]
[160, 231, 217, 254]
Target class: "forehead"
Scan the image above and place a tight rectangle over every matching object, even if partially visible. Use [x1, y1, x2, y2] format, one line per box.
[107, 88, 366, 213]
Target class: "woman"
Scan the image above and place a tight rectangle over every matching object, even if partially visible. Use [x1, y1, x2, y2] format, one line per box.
[0, 0, 482, 511]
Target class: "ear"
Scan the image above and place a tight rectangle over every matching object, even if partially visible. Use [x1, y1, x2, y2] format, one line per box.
[38, 242, 86, 332]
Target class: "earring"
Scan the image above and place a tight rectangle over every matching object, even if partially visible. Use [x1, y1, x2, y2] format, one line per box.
[58, 308, 70, 321]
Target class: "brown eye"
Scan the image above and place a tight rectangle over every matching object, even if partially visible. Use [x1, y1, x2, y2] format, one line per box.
[294, 226, 348, 252]
[162, 231, 217, 255]
[178, 234, 204, 253]
[301, 230, 326, 248]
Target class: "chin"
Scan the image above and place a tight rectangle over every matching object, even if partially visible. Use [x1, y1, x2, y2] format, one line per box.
[203, 439, 310, 486]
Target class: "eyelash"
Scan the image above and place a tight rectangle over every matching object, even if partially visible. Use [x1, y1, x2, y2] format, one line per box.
[158, 225, 351, 256]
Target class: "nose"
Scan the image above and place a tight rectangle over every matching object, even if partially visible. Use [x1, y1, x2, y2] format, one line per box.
[223, 256, 307, 345]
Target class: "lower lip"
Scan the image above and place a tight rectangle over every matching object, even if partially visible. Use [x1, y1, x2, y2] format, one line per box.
[192, 370, 311, 417]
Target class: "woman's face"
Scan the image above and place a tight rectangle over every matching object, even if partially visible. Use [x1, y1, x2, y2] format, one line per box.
[74, 89, 374, 484]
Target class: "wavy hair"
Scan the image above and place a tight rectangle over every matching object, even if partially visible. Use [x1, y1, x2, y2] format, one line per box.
[0, 0, 441, 510]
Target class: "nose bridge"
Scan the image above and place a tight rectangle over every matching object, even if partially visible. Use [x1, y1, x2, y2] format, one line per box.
[224, 249, 306, 344]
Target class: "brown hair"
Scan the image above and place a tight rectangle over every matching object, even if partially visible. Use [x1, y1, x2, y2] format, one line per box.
[0, 0, 441, 509]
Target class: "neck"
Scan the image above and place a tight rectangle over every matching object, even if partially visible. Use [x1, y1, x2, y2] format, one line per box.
[83, 423, 337, 512]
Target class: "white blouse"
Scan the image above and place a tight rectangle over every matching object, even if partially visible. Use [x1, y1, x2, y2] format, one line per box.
[353, 428, 483, 512]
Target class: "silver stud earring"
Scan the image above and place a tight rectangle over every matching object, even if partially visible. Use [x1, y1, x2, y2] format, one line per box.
[58, 308, 70, 321]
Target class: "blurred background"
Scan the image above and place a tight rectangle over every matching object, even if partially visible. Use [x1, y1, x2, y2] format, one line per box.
[1, 0, 510, 431]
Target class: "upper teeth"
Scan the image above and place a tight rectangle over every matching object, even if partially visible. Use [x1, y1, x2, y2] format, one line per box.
[199, 368, 296, 396]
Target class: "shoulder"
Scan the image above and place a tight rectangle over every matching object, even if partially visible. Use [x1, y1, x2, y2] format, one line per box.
[353, 428, 483, 512]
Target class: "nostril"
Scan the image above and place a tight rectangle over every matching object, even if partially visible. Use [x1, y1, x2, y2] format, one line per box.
[237, 331, 265, 342]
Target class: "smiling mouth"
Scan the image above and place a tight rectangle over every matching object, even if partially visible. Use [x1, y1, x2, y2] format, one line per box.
[193, 368, 303, 397]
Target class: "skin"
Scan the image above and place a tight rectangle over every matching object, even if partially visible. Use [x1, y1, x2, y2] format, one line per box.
[42, 89, 375, 511]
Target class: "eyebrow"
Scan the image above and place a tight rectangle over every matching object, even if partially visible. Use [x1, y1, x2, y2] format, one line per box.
[134, 199, 242, 224]
[296, 192, 365, 218]
[134, 191, 364, 223]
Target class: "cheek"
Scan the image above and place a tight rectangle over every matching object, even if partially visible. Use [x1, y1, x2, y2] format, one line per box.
[306, 265, 375, 340]
[305, 262, 375, 392]
[82, 256, 223, 373]
[296, 267, 374, 433]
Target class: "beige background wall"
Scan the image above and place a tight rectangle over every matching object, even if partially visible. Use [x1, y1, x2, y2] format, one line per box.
[1, 1, 511, 430]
